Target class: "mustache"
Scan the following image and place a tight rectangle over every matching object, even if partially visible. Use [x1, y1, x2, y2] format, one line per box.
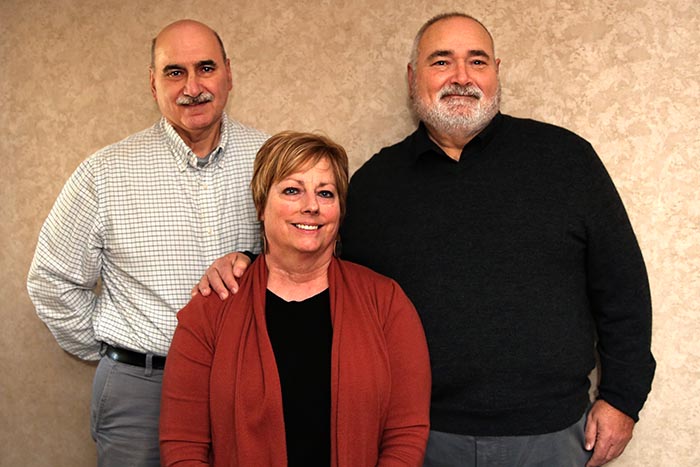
[176, 92, 214, 105]
[438, 84, 483, 99]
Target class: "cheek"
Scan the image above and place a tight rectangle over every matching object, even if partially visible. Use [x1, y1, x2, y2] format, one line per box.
[423, 78, 446, 100]
[324, 205, 341, 224]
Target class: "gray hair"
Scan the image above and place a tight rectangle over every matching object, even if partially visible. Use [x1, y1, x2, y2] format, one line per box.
[409, 12, 495, 69]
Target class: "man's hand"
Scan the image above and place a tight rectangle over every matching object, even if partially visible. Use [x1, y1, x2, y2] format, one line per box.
[584, 399, 635, 467]
[191, 252, 252, 300]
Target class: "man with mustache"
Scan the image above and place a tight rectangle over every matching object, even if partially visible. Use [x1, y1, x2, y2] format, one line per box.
[27, 20, 266, 466]
[341, 13, 655, 467]
[200, 12, 655, 467]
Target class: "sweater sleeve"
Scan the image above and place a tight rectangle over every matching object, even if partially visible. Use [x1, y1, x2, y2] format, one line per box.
[377, 280, 432, 466]
[160, 295, 219, 466]
[581, 144, 656, 421]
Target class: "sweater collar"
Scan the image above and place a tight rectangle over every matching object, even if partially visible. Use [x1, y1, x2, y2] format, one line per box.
[410, 112, 503, 164]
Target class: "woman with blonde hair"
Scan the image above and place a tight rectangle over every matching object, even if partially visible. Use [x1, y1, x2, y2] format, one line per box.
[160, 131, 431, 466]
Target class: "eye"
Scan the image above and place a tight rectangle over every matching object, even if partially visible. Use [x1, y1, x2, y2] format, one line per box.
[318, 190, 335, 199]
[432, 60, 449, 67]
[282, 187, 300, 195]
[166, 70, 183, 78]
[201, 65, 215, 73]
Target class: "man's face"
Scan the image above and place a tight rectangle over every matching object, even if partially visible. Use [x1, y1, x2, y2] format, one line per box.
[409, 16, 501, 137]
[150, 21, 232, 143]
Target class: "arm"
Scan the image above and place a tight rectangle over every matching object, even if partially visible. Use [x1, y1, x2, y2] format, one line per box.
[27, 160, 103, 360]
[581, 147, 655, 463]
[378, 282, 432, 466]
[160, 295, 217, 467]
[192, 252, 254, 299]
[584, 399, 635, 467]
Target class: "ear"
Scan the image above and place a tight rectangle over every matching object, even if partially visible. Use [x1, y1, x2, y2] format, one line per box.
[407, 63, 414, 87]
[149, 68, 157, 100]
[495, 58, 501, 73]
[225, 58, 233, 91]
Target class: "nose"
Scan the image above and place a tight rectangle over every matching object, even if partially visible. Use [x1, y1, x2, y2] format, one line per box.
[301, 191, 319, 214]
[183, 73, 203, 97]
[452, 61, 471, 86]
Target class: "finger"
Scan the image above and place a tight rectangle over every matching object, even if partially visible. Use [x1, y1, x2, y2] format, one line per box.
[208, 270, 230, 300]
[584, 412, 597, 452]
[587, 439, 613, 467]
[194, 275, 213, 297]
[232, 257, 250, 279]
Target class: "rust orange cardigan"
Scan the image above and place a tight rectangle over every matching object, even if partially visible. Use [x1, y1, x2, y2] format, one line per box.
[160, 256, 431, 466]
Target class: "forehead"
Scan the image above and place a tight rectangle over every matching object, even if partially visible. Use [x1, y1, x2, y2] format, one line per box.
[153, 23, 224, 66]
[418, 17, 494, 60]
[284, 157, 335, 179]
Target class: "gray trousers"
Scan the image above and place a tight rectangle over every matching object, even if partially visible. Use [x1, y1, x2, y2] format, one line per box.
[423, 410, 592, 467]
[90, 354, 163, 467]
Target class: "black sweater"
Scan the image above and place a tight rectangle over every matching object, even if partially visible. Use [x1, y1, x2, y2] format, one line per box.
[341, 113, 655, 436]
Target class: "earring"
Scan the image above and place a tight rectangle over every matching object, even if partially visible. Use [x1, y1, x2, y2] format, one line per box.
[260, 226, 268, 254]
[333, 237, 342, 257]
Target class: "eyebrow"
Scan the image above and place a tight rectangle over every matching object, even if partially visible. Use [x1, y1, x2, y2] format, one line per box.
[426, 49, 492, 62]
[284, 178, 337, 188]
[161, 59, 218, 74]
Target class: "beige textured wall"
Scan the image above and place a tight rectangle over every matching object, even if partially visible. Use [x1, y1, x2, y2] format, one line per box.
[1, 0, 698, 465]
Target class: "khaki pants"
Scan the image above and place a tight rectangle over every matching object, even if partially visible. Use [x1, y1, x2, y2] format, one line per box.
[90, 354, 163, 467]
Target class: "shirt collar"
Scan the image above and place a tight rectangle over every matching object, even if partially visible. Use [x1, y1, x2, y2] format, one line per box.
[411, 112, 503, 163]
[161, 113, 229, 172]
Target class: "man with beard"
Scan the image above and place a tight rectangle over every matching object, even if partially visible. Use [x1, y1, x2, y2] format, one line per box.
[27, 20, 266, 466]
[341, 13, 655, 467]
[197, 12, 655, 467]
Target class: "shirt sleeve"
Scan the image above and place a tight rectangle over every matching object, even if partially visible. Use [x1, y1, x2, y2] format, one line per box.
[378, 280, 432, 466]
[27, 159, 104, 360]
[582, 145, 656, 421]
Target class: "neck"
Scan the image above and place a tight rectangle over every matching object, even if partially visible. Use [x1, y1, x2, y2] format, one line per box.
[172, 121, 223, 158]
[424, 125, 480, 161]
[265, 253, 332, 302]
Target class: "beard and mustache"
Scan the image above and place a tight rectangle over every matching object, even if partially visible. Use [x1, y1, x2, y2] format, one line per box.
[410, 80, 501, 138]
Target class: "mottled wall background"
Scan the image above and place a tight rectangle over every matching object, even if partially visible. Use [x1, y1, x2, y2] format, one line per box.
[1, 0, 698, 465]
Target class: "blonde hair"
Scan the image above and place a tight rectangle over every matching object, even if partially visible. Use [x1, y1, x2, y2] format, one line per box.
[251, 131, 349, 222]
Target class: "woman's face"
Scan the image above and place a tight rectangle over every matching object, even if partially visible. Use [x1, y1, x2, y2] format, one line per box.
[262, 158, 340, 261]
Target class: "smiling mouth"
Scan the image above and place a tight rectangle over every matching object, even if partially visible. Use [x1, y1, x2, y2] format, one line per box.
[443, 93, 479, 100]
[293, 223, 320, 231]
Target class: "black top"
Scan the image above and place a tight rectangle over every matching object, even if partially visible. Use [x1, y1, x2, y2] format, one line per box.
[341, 113, 655, 436]
[266, 289, 332, 467]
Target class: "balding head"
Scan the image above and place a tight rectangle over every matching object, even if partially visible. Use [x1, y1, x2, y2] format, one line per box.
[151, 20, 227, 69]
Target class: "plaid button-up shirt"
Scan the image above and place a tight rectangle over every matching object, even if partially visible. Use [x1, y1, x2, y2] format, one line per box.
[28, 114, 268, 359]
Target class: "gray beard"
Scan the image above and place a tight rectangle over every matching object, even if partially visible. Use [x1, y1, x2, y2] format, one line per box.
[410, 83, 501, 139]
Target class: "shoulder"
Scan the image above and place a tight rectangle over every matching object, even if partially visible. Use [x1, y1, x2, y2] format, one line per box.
[176, 292, 230, 333]
[351, 129, 419, 185]
[332, 260, 419, 328]
[223, 115, 270, 147]
[333, 259, 402, 293]
[499, 114, 593, 150]
[83, 122, 164, 168]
